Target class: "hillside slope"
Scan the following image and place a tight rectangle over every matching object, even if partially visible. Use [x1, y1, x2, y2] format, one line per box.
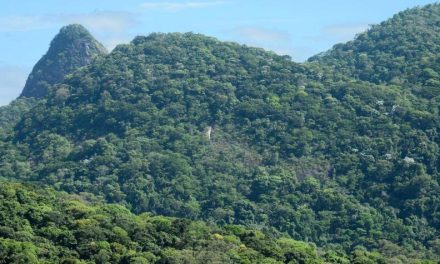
[309, 4, 440, 98]
[0, 98, 37, 136]
[1, 4, 439, 262]
[20, 24, 107, 98]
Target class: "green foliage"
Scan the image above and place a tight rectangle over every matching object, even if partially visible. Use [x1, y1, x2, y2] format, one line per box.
[309, 4, 440, 98]
[0, 181, 341, 263]
[1, 4, 440, 263]
[0, 98, 37, 136]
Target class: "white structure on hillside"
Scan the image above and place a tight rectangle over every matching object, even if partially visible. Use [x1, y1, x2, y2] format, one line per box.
[205, 126, 212, 140]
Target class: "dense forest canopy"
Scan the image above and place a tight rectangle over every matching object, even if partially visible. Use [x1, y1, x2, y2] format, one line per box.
[1, 181, 401, 263]
[309, 4, 440, 97]
[1, 3, 440, 263]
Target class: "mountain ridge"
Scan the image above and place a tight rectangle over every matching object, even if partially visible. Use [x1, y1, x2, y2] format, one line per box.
[1, 4, 440, 263]
[20, 24, 107, 98]
[308, 3, 440, 95]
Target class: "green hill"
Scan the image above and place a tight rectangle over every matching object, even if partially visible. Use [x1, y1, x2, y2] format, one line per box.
[309, 4, 440, 98]
[1, 4, 440, 263]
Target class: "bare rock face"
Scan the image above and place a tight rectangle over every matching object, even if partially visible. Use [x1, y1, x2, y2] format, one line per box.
[20, 24, 107, 98]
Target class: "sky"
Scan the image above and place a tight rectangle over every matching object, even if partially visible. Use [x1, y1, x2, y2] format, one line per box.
[0, 0, 436, 106]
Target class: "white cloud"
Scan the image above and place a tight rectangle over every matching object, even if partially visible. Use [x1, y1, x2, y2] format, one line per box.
[140, 1, 228, 11]
[0, 64, 30, 106]
[100, 35, 134, 51]
[323, 23, 370, 41]
[233, 26, 290, 43]
[0, 16, 51, 32]
[226, 26, 299, 59]
[57, 11, 139, 33]
[0, 11, 139, 33]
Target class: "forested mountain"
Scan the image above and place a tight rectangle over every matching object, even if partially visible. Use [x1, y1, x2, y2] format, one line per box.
[309, 4, 440, 97]
[1, 4, 440, 263]
[20, 24, 107, 98]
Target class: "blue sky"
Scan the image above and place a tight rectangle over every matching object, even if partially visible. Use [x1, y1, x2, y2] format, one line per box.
[0, 0, 436, 106]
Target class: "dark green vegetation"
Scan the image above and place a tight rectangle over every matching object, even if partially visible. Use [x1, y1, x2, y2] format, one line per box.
[20, 24, 107, 98]
[309, 3, 440, 93]
[1, 4, 440, 263]
[1, 181, 398, 263]
[0, 98, 36, 136]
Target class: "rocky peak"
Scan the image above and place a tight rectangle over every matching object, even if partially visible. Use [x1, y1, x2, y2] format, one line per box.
[20, 24, 107, 98]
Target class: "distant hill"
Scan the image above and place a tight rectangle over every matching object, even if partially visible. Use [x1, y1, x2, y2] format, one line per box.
[20, 24, 107, 98]
[309, 4, 440, 98]
[1, 4, 440, 263]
